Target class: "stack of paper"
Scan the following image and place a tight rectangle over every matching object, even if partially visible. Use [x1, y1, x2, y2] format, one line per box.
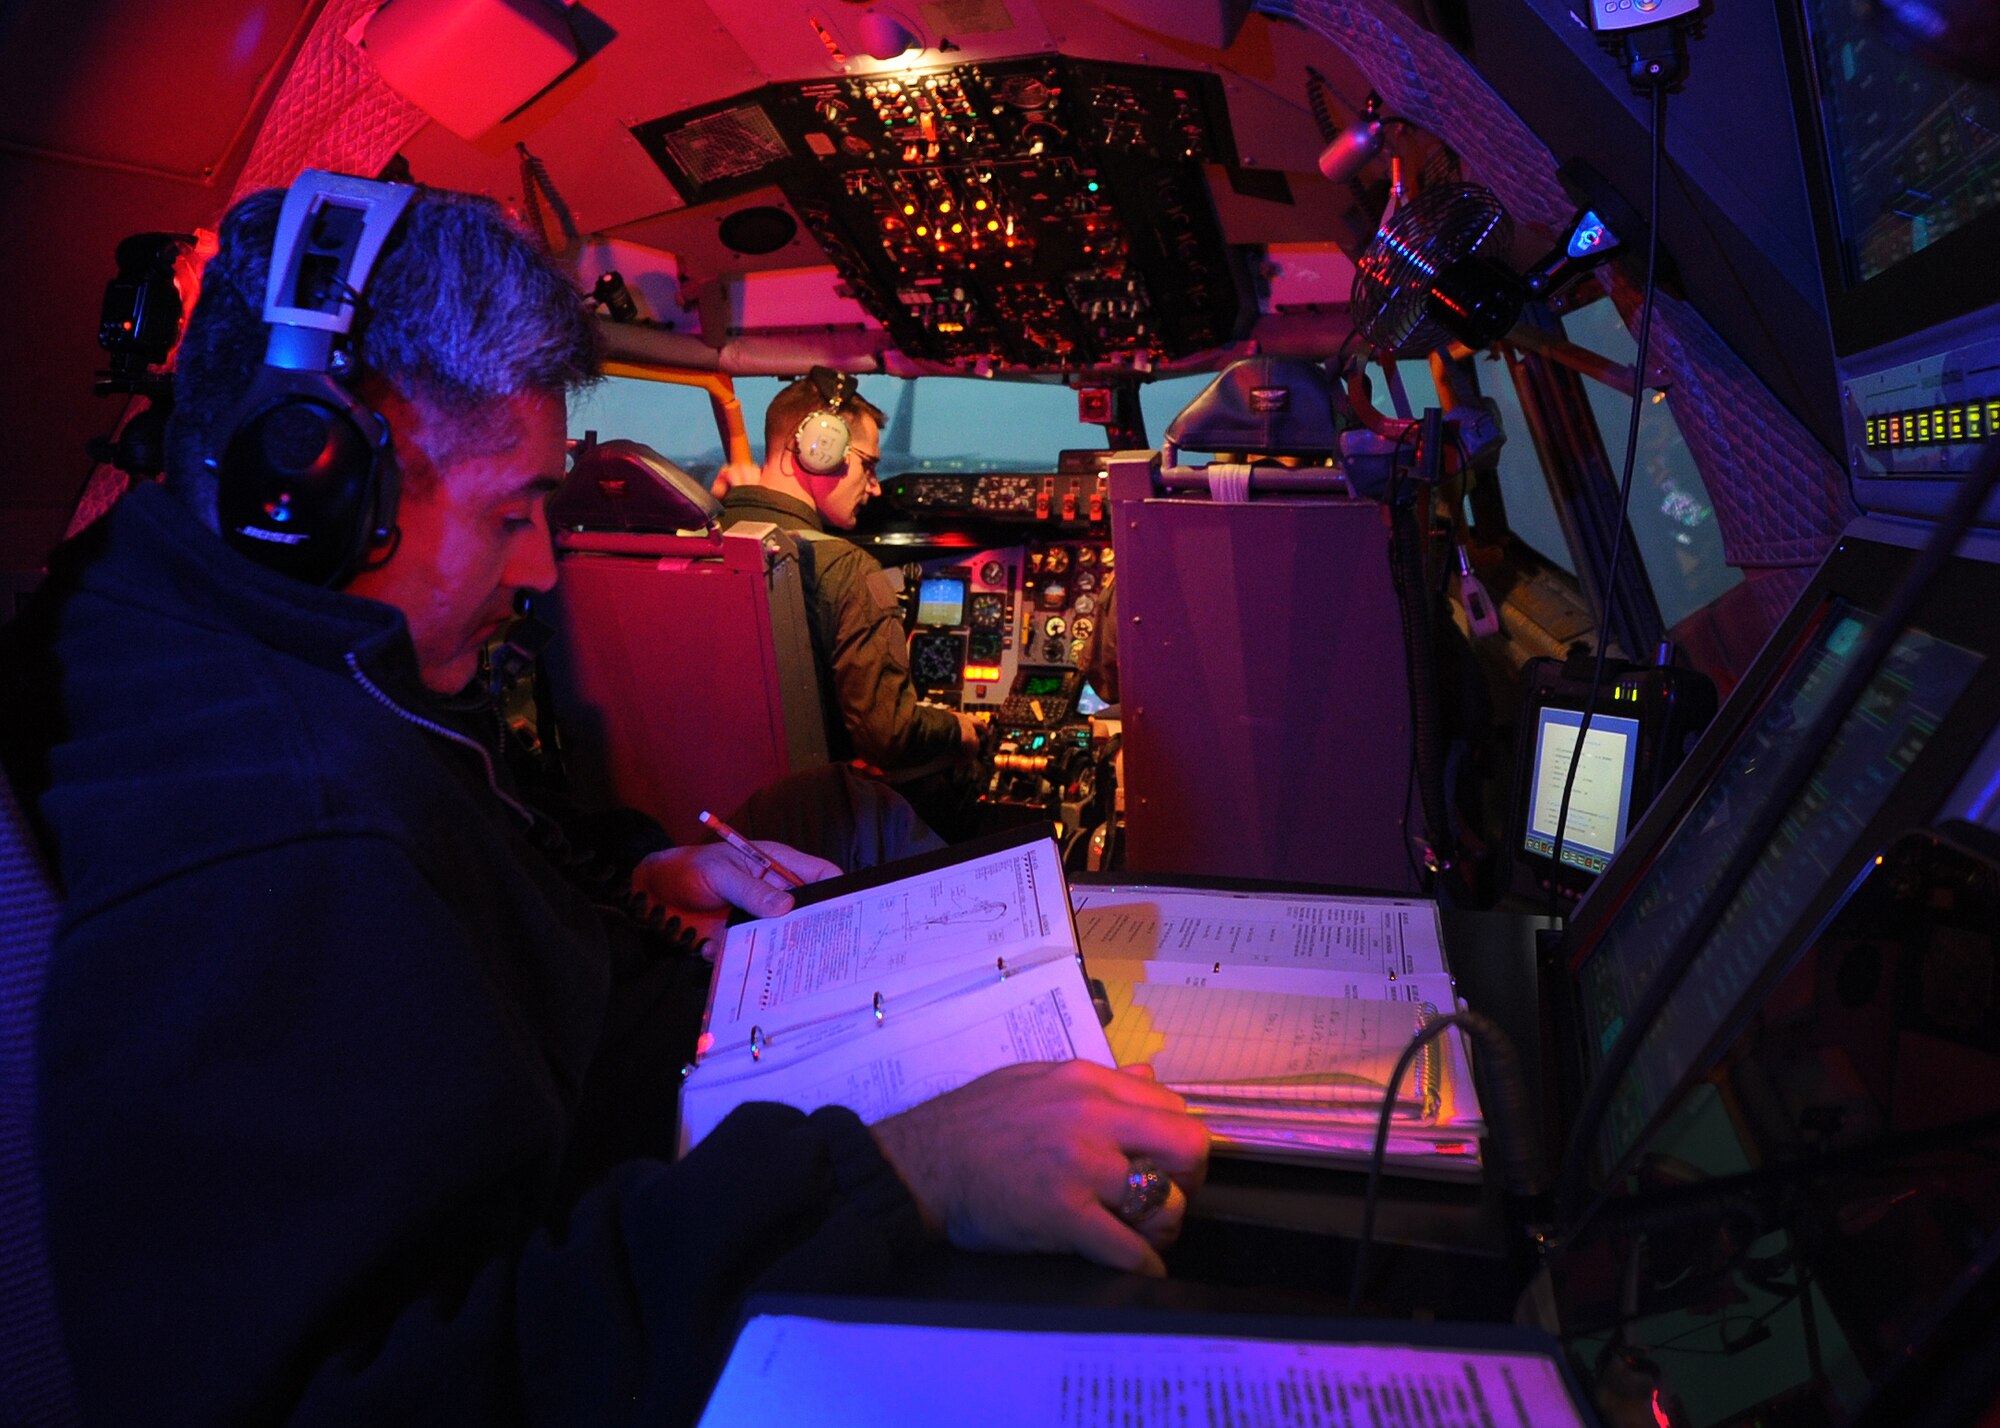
[1074, 884, 1486, 1176]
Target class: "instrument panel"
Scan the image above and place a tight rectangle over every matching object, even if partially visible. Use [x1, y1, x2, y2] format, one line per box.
[899, 537, 1113, 707]
[631, 58, 1246, 369]
[881, 464, 1110, 529]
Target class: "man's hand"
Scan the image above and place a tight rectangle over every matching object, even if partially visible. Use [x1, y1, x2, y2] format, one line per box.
[871, 1060, 1210, 1277]
[631, 841, 840, 948]
[954, 710, 986, 761]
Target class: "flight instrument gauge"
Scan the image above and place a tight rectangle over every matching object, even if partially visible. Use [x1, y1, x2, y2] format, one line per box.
[908, 632, 965, 691]
[1075, 570, 1098, 594]
[970, 592, 1005, 629]
[1045, 616, 1067, 638]
[979, 559, 1007, 586]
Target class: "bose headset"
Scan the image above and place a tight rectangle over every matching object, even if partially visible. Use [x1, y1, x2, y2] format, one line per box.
[792, 365, 860, 476]
[212, 170, 415, 587]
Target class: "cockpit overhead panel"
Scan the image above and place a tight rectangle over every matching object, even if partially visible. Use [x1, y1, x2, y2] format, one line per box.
[630, 59, 1248, 370]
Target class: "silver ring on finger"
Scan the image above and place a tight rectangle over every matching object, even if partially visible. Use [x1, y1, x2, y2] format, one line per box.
[1117, 1155, 1170, 1224]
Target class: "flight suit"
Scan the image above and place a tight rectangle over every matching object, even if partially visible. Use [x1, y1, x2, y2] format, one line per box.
[720, 486, 963, 773]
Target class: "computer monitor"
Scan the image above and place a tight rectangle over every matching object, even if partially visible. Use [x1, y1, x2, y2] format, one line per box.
[1563, 530, 2000, 1194]
[1789, 0, 2000, 523]
[1522, 707, 1642, 878]
[1793, 0, 2000, 358]
[914, 575, 968, 628]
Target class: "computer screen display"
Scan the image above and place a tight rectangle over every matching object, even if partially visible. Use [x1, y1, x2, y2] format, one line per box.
[1803, 0, 2000, 290]
[1795, 0, 2000, 356]
[1076, 681, 1110, 717]
[1021, 671, 1068, 698]
[1577, 600, 1985, 1177]
[914, 576, 968, 628]
[1522, 708, 1642, 876]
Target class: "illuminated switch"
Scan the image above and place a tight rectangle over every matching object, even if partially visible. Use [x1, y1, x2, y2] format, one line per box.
[1062, 491, 1077, 521]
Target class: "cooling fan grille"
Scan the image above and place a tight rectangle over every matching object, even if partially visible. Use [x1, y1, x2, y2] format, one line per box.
[1349, 183, 1511, 356]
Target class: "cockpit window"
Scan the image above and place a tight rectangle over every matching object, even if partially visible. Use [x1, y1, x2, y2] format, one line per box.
[569, 379, 726, 482]
[1562, 299, 1741, 629]
[737, 375, 1089, 475]
[1138, 373, 1221, 443]
[573, 373, 1115, 479]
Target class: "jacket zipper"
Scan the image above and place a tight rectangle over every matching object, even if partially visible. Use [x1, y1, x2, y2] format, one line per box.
[344, 652, 536, 826]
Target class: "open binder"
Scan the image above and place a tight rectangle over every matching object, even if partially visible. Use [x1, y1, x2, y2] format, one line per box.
[682, 845, 1487, 1181]
[679, 826, 1113, 1153]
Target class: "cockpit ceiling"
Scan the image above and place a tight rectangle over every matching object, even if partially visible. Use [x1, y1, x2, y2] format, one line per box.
[387, 0, 1386, 375]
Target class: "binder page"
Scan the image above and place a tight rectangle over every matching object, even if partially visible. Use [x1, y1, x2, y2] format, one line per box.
[698, 1316, 1592, 1428]
[708, 837, 1074, 1048]
[1071, 885, 1454, 1003]
[680, 956, 1114, 1151]
[1101, 983, 1427, 1112]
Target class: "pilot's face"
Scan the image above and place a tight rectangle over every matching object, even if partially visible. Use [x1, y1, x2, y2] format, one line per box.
[344, 389, 565, 694]
[805, 414, 881, 531]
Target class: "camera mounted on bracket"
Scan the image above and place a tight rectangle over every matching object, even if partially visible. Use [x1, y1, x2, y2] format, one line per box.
[90, 232, 200, 478]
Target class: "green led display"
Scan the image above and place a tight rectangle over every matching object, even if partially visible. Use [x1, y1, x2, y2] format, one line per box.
[1864, 396, 2000, 449]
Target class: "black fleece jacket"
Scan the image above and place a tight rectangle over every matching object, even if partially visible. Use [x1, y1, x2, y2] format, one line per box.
[0, 486, 924, 1425]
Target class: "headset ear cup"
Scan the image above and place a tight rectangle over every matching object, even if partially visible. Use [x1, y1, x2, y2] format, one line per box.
[793, 409, 851, 475]
[214, 373, 389, 586]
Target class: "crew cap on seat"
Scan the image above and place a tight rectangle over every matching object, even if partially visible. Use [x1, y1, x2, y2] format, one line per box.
[1165, 357, 1340, 456]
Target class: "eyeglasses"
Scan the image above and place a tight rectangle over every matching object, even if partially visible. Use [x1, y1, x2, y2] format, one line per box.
[853, 450, 881, 477]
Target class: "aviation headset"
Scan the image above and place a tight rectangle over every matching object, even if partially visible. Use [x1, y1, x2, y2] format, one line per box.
[211, 170, 416, 587]
[792, 365, 860, 476]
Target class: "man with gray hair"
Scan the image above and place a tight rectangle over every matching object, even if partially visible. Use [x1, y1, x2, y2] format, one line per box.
[0, 177, 1204, 1423]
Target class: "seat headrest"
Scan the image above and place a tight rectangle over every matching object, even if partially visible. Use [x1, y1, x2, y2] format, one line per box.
[550, 438, 724, 534]
[1164, 357, 1340, 457]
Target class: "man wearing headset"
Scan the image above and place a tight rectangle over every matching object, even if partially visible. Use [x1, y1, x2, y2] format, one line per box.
[720, 376, 985, 787]
[0, 177, 1204, 1424]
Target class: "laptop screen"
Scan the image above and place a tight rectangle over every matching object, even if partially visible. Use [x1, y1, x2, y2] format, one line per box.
[1522, 707, 1644, 877]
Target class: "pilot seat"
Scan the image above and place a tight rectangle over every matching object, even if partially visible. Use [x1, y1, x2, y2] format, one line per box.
[540, 440, 831, 848]
[1107, 357, 1426, 893]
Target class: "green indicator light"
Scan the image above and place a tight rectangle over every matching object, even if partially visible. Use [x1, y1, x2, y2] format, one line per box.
[1087, 181, 1100, 192]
